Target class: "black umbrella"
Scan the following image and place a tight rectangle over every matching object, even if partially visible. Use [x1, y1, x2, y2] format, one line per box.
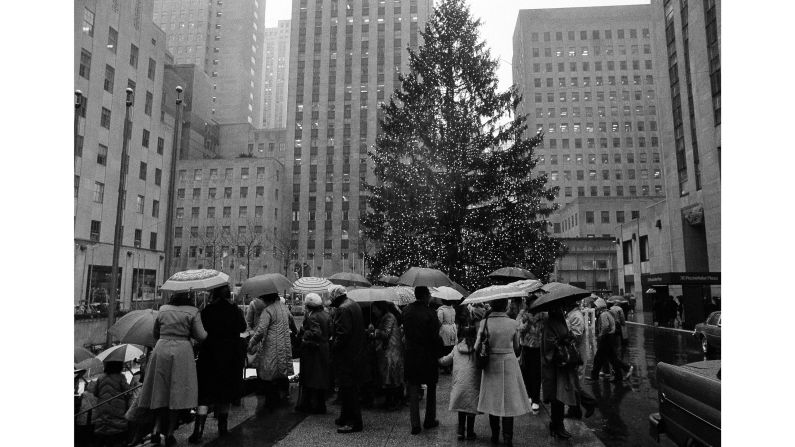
[529, 283, 591, 313]
[488, 267, 537, 282]
[398, 267, 454, 288]
[378, 275, 400, 285]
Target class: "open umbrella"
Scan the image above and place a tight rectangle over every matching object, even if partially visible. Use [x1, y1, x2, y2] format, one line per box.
[329, 272, 372, 288]
[392, 286, 417, 305]
[378, 275, 400, 285]
[541, 282, 566, 293]
[108, 309, 158, 348]
[75, 357, 103, 375]
[241, 273, 293, 298]
[161, 269, 229, 292]
[462, 285, 528, 305]
[488, 267, 537, 282]
[293, 276, 332, 295]
[398, 267, 454, 288]
[96, 344, 145, 363]
[450, 281, 470, 298]
[74, 346, 95, 364]
[347, 287, 402, 303]
[607, 295, 628, 304]
[431, 286, 463, 302]
[529, 284, 591, 313]
[508, 279, 544, 294]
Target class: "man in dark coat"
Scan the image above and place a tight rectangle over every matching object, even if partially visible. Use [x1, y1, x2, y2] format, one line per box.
[402, 286, 442, 435]
[296, 293, 331, 414]
[329, 285, 365, 433]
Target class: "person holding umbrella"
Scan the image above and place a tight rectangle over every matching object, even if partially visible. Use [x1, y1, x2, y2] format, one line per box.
[138, 291, 207, 446]
[247, 291, 294, 413]
[437, 298, 458, 375]
[517, 297, 545, 414]
[188, 284, 247, 443]
[328, 285, 365, 434]
[370, 300, 405, 410]
[295, 293, 332, 414]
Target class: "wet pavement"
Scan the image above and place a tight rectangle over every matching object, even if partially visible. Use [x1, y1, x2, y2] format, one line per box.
[578, 319, 720, 447]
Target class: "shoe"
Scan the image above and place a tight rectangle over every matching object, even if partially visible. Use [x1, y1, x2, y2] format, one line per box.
[188, 414, 207, 444]
[549, 423, 572, 440]
[624, 365, 635, 380]
[531, 403, 540, 412]
[411, 426, 422, 435]
[334, 417, 347, 426]
[218, 414, 229, 436]
[423, 419, 439, 429]
[337, 425, 363, 434]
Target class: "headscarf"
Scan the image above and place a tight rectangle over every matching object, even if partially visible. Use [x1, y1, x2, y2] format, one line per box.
[328, 284, 347, 301]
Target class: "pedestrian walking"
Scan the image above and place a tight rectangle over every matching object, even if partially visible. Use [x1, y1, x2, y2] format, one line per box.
[138, 291, 207, 446]
[89, 361, 130, 447]
[564, 302, 595, 419]
[403, 286, 443, 435]
[542, 305, 595, 440]
[438, 325, 482, 440]
[329, 285, 365, 433]
[247, 292, 294, 413]
[437, 300, 458, 374]
[609, 303, 628, 352]
[370, 301, 405, 410]
[517, 301, 545, 413]
[295, 293, 332, 414]
[475, 298, 531, 447]
[189, 285, 247, 443]
[587, 298, 633, 383]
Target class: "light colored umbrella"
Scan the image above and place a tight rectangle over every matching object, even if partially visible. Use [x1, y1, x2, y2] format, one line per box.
[293, 276, 333, 294]
[347, 287, 402, 303]
[462, 285, 528, 305]
[108, 309, 158, 348]
[450, 281, 470, 297]
[508, 279, 544, 293]
[607, 295, 629, 304]
[96, 344, 145, 363]
[241, 273, 293, 298]
[541, 282, 566, 293]
[74, 346, 95, 364]
[430, 286, 463, 302]
[392, 286, 417, 305]
[488, 266, 537, 281]
[75, 357, 103, 375]
[529, 284, 591, 313]
[378, 275, 400, 285]
[161, 269, 230, 292]
[398, 267, 454, 288]
[329, 272, 372, 288]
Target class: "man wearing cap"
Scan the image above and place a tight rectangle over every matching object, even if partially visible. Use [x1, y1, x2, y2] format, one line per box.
[587, 298, 632, 383]
[402, 286, 443, 435]
[328, 285, 365, 434]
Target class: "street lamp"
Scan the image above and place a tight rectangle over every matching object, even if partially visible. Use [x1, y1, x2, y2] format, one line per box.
[163, 86, 184, 281]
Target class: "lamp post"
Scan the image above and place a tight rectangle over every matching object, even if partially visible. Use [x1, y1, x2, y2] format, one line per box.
[163, 86, 184, 282]
[106, 88, 135, 347]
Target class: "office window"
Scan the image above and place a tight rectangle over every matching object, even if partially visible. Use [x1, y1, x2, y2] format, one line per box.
[138, 162, 147, 181]
[241, 168, 249, 179]
[79, 49, 92, 79]
[628, 169, 636, 179]
[103, 65, 115, 92]
[192, 188, 200, 200]
[148, 58, 156, 80]
[107, 27, 118, 53]
[224, 187, 232, 199]
[136, 195, 145, 214]
[576, 170, 584, 180]
[100, 107, 111, 129]
[601, 211, 610, 223]
[157, 137, 164, 155]
[207, 207, 215, 219]
[93, 182, 104, 203]
[616, 185, 623, 196]
[603, 186, 611, 196]
[223, 207, 231, 218]
[141, 129, 150, 148]
[239, 206, 248, 218]
[144, 91, 153, 116]
[208, 188, 216, 199]
[586, 211, 594, 224]
[240, 187, 248, 198]
[578, 187, 585, 196]
[622, 240, 633, 264]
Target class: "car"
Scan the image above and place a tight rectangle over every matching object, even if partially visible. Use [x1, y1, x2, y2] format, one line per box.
[649, 360, 721, 447]
[693, 311, 721, 355]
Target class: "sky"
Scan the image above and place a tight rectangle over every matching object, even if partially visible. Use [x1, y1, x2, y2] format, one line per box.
[263, 0, 650, 91]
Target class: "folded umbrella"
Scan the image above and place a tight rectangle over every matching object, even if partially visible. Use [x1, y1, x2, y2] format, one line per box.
[241, 273, 293, 299]
[430, 286, 463, 302]
[461, 285, 528, 305]
[398, 267, 454, 288]
[96, 344, 145, 364]
[293, 276, 333, 295]
[529, 284, 591, 313]
[161, 269, 230, 292]
[329, 272, 372, 288]
[108, 309, 159, 348]
[347, 287, 402, 303]
[508, 279, 544, 294]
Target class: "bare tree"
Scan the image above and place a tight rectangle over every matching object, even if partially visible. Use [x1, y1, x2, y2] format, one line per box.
[195, 220, 226, 270]
[226, 219, 268, 281]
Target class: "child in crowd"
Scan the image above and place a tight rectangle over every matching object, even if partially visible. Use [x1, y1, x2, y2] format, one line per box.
[439, 325, 482, 440]
[91, 361, 131, 447]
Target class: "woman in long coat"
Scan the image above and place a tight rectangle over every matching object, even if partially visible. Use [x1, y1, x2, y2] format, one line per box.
[474, 298, 530, 447]
[248, 292, 294, 412]
[437, 301, 457, 374]
[189, 285, 247, 443]
[139, 291, 207, 446]
[372, 301, 404, 409]
[296, 293, 331, 414]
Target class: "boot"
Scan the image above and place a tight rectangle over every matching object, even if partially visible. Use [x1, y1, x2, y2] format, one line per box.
[217, 413, 229, 436]
[187, 414, 207, 444]
[466, 413, 477, 439]
[489, 415, 500, 444]
[502, 417, 514, 447]
[457, 413, 466, 440]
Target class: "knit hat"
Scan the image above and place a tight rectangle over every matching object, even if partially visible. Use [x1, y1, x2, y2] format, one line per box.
[594, 297, 607, 309]
[328, 284, 347, 300]
[305, 293, 323, 308]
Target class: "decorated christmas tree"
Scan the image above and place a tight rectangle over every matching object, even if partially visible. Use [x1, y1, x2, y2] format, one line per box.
[362, 0, 563, 289]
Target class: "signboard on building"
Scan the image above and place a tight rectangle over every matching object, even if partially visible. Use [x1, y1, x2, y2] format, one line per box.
[641, 272, 721, 285]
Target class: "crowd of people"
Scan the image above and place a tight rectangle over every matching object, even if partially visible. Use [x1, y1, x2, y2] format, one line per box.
[76, 281, 637, 447]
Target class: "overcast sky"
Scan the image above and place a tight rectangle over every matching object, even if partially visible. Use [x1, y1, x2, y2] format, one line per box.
[264, 0, 650, 91]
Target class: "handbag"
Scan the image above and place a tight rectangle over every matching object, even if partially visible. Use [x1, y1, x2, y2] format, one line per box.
[476, 318, 491, 370]
[554, 335, 582, 368]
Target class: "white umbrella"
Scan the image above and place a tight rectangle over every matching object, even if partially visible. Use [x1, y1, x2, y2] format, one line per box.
[347, 288, 402, 303]
[507, 279, 544, 294]
[392, 286, 417, 305]
[293, 276, 332, 294]
[430, 286, 463, 302]
[461, 285, 528, 305]
[95, 344, 145, 363]
[161, 269, 230, 292]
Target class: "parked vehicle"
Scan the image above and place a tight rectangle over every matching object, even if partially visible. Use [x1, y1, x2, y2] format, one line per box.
[649, 360, 721, 447]
[693, 311, 721, 355]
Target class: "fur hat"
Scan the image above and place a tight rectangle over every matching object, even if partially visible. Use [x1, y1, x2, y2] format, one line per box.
[328, 284, 347, 300]
[594, 297, 607, 309]
[305, 293, 323, 308]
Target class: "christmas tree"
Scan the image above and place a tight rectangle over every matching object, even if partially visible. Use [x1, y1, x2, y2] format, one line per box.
[362, 0, 563, 290]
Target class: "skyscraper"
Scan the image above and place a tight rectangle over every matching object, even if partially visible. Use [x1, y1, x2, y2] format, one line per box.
[285, 0, 433, 276]
[261, 20, 291, 129]
[153, 0, 266, 126]
[512, 5, 666, 236]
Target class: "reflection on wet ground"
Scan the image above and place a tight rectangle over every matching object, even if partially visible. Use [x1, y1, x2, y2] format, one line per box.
[579, 322, 719, 446]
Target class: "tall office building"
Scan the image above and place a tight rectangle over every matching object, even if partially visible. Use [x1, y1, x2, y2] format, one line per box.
[261, 20, 291, 129]
[153, 0, 266, 126]
[512, 5, 666, 235]
[285, 0, 433, 276]
[74, 0, 174, 308]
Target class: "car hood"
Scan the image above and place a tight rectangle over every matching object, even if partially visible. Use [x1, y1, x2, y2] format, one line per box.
[681, 360, 721, 381]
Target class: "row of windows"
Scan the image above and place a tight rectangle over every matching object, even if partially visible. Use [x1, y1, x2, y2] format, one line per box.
[538, 152, 660, 165]
[537, 135, 659, 150]
[582, 209, 640, 225]
[77, 104, 164, 156]
[174, 224, 275, 240]
[86, 182, 160, 217]
[173, 244, 273, 259]
[530, 28, 650, 42]
[532, 93, 656, 108]
[88, 220, 158, 250]
[533, 75, 657, 91]
[176, 186, 277, 200]
[550, 184, 662, 198]
[175, 206, 278, 220]
[531, 59, 652, 73]
[177, 166, 278, 181]
[543, 168, 662, 181]
[531, 44, 652, 58]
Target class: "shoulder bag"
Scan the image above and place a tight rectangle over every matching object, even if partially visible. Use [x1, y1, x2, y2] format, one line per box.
[476, 317, 491, 370]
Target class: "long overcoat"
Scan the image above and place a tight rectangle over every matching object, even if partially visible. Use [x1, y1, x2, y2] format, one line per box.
[249, 301, 294, 381]
[541, 313, 578, 406]
[402, 301, 442, 385]
[439, 341, 481, 414]
[197, 299, 247, 404]
[299, 308, 332, 390]
[331, 297, 365, 387]
[374, 312, 404, 388]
